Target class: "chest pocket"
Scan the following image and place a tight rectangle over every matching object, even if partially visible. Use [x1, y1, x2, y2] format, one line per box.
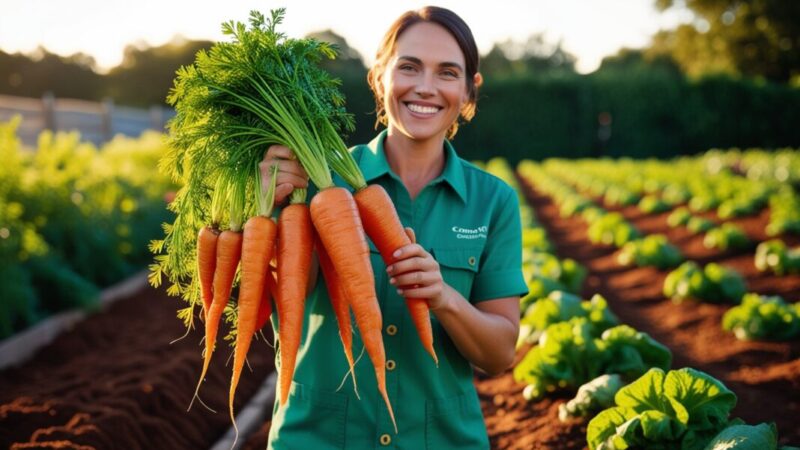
[432, 246, 481, 301]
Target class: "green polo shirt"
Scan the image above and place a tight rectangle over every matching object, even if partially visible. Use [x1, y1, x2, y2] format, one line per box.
[268, 130, 528, 450]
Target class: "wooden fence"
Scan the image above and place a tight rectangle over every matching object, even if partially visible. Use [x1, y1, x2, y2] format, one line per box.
[0, 93, 174, 148]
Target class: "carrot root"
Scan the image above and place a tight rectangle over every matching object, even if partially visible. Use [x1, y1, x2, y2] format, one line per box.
[354, 184, 438, 365]
[310, 187, 396, 432]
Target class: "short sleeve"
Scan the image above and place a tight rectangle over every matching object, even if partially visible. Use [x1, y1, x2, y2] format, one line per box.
[471, 188, 529, 302]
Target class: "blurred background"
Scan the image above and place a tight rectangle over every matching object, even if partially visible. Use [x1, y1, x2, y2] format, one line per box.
[2, 0, 798, 159]
[2, 2, 800, 449]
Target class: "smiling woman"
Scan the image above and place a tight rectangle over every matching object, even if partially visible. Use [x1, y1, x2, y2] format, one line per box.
[262, 6, 527, 450]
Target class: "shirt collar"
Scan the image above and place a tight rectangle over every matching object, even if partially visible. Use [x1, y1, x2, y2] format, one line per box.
[359, 130, 467, 204]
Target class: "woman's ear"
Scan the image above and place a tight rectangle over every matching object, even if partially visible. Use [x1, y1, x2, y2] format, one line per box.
[473, 72, 483, 89]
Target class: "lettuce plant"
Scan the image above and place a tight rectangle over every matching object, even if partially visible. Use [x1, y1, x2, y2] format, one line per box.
[514, 321, 670, 401]
[588, 213, 640, 247]
[559, 374, 624, 421]
[518, 291, 618, 346]
[703, 224, 750, 251]
[722, 293, 800, 341]
[587, 368, 737, 450]
[755, 239, 800, 276]
[663, 262, 746, 304]
[617, 234, 683, 269]
[638, 195, 670, 214]
[667, 207, 692, 228]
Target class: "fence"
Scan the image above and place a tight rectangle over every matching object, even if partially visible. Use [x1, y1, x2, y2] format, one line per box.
[0, 93, 174, 147]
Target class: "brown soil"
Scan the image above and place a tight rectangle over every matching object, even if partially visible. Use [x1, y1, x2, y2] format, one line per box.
[0, 285, 275, 450]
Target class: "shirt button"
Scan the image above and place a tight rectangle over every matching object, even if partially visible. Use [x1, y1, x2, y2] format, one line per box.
[380, 433, 392, 446]
[468, 256, 476, 266]
[386, 359, 396, 371]
[386, 324, 398, 335]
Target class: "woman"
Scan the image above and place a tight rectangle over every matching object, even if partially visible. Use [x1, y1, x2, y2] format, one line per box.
[261, 6, 527, 449]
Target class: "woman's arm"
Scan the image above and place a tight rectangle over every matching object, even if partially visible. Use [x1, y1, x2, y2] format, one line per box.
[386, 242, 520, 376]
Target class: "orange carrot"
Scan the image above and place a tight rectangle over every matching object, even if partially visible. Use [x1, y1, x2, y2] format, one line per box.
[354, 184, 438, 365]
[197, 225, 220, 321]
[229, 215, 277, 426]
[275, 203, 313, 405]
[191, 228, 242, 406]
[315, 233, 357, 394]
[310, 187, 396, 432]
[254, 265, 276, 333]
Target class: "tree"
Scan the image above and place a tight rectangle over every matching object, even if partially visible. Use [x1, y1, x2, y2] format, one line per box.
[103, 37, 213, 106]
[650, 0, 800, 82]
[481, 34, 577, 79]
[0, 47, 103, 100]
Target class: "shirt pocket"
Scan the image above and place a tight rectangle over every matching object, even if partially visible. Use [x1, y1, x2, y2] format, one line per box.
[268, 381, 348, 450]
[432, 246, 481, 300]
[425, 391, 490, 449]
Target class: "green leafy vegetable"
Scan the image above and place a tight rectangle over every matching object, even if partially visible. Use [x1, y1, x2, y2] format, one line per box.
[617, 234, 683, 269]
[755, 239, 800, 276]
[514, 321, 670, 401]
[558, 374, 624, 421]
[722, 293, 800, 341]
[703, 224, 750, 251]
[587, 368, 738, 450]
[518, 291, 618, 347]
[664, 261, 746, 304]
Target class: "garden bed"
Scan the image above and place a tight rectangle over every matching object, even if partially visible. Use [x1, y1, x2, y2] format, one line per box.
[0, 285, 275, 449]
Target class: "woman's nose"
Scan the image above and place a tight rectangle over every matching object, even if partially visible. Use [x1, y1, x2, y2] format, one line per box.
[414, 71, 435, 97]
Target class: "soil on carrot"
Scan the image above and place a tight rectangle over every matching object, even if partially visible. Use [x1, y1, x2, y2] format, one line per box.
[0, 285, 275, 450]
[519, 180, 800, 447]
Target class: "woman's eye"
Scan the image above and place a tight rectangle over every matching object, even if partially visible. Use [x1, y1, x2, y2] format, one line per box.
[399, 64, 417, 72]
[440, 70, 459, 79]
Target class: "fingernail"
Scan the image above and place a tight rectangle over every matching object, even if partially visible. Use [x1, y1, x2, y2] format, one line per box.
[389, 278, 396, 285]
[393, 249, 401, 258]
[386, 266, 393, 274]
[396, 289, 403, 295]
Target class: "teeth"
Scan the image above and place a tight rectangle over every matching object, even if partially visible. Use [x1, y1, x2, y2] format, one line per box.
[407, 103, 439, 114]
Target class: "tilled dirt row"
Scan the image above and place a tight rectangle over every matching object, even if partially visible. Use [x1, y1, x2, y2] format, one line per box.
[0, 285, 275, 450]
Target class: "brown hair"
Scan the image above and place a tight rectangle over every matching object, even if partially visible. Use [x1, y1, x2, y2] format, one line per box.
[367, 6, 480, 139]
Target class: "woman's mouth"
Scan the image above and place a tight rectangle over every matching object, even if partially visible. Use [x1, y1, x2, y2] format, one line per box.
[405, 102, 441, 115]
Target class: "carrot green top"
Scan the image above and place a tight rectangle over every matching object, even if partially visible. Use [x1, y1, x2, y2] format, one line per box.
[267, 130, 528, 450]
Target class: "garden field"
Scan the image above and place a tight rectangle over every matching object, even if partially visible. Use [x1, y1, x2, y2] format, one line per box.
[1, 130, 798, 448]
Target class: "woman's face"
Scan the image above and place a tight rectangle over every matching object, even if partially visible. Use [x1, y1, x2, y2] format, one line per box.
[380, 22, 470, 143]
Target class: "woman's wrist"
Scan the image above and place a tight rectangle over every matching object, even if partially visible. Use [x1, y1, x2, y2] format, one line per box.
[429, 283, 455, 313]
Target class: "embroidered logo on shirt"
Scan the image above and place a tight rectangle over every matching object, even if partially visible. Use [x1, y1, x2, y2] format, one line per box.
[452, 225, 488, 240]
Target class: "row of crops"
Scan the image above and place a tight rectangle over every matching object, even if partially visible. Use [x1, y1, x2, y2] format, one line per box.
[480, 154, 799, 449]
[0, 118, 176, 339]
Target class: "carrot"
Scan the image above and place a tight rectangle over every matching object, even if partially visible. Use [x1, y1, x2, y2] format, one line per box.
[275, 203, 313, 405]
[254, 265, 276, 333]
[354, 184, 438, 365]
[315, 233, 357, 395]
[310, 186, 396, 432]
[229, 215, 277, 428]
[190, 228, 243, 407]
[197, 225, 220, 321]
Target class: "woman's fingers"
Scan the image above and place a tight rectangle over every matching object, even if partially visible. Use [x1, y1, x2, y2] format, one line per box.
[274, 183, 295, 204]
[259, 145, 309, 204]
[263, 144, 296, 161]
[389, 269, 439, 288]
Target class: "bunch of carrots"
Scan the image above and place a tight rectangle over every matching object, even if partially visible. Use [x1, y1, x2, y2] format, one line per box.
[149, 8, 438, 442]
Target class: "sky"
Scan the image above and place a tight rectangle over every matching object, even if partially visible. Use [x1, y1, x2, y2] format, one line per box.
[0, 0, 694, 74]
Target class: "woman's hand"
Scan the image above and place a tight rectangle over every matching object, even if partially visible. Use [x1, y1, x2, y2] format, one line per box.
[385, 228, 448, 310]
[259, 145, 309, 206]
